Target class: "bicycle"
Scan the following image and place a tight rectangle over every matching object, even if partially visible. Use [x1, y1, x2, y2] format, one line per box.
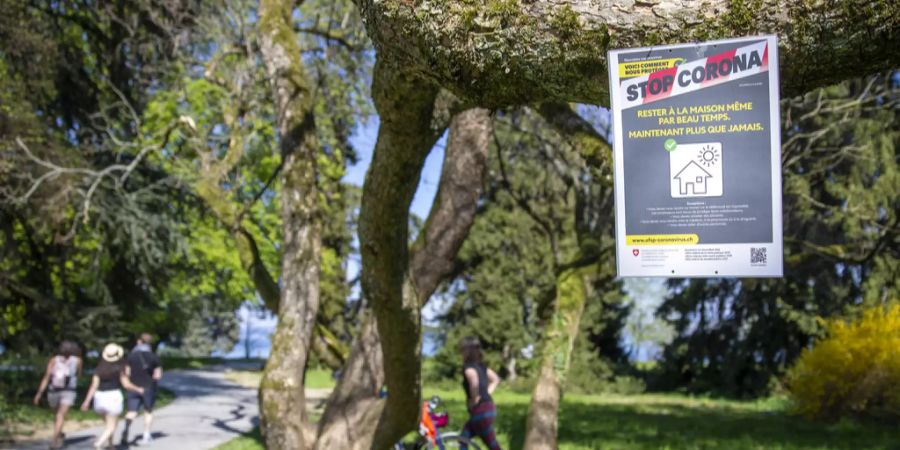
[394, 395, 482, 450]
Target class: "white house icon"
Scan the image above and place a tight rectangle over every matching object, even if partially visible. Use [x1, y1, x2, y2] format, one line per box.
[673, 160, 712, 195]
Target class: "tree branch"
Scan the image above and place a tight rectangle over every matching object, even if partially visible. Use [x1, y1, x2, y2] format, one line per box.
[355, 0, 900, 106]
[295, 26, 361, 51]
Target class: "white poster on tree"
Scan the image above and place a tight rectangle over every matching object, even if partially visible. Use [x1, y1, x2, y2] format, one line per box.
[608, 35, 783, 277]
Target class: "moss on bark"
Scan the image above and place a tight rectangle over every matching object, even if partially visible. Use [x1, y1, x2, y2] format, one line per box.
[257, 0, 322, 449]
[355, 0, 900, 106]
[358, 60, 444, 449]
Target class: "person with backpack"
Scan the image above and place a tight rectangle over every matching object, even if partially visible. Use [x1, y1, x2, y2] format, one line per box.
[458, 336, 502, 450]
[80, 344, 144, 449]
[33, 340, 82, 449]
[121, 333, 162, 445]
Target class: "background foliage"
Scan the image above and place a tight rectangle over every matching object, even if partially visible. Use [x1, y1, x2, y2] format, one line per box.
[788, 304, 900, 422]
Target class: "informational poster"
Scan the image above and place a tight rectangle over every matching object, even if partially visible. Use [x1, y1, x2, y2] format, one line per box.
[608, 36, 783, 277]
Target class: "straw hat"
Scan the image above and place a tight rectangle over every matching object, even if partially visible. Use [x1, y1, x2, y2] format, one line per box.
[101, 343, 124, 362]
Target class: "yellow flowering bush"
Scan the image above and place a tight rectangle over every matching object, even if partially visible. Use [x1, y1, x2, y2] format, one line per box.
[787, 304, 900, 422]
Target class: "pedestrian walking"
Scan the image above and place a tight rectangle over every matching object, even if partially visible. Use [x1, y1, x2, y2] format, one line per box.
[33, 340, 82, 449]
[80, 344, 144, 449]
[122, 333, 162, 445]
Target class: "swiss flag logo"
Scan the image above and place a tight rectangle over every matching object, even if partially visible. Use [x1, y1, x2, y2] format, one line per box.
[632, 249, 640, 257]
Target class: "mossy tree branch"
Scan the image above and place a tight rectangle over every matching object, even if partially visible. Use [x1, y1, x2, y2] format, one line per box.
[355, 0, 900, 107]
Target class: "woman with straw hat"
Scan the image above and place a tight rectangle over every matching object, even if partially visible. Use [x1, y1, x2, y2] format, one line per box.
[80, 344, 144, 449]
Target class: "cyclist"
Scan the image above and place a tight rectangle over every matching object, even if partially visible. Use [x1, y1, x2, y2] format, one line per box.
[459, 336, 501, 450]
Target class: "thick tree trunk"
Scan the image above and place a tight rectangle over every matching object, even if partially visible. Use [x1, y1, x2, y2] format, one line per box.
[523, 264, 595, 450]
[319, 96, 492, 449]
[358, 62, 443, 449]
[355, 0, 900, 106]
[313, 315, 385, 450]
[257, 0, 322, 448]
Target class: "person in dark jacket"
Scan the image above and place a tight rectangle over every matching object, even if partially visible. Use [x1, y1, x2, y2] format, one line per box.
[122, 333, 162, 445]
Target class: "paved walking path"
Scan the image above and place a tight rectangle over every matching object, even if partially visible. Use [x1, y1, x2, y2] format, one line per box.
[11, 369, 258, 450]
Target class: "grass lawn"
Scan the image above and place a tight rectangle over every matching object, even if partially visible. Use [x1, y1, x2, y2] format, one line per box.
[223, 367, 335, 390]
[214, 388, 898, 450]
[216, 427, 264, 450]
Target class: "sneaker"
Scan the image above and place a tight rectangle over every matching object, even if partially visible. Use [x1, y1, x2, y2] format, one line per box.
[140, 433, 153, 444]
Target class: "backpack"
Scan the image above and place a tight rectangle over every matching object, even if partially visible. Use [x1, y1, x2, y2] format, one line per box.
[50, 356, 72, 390]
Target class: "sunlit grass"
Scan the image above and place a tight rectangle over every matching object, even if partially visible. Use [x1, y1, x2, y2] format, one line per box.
[214, 387, 897, 450]
[215, 427, 263, 450]
[222, 367, 335, 390]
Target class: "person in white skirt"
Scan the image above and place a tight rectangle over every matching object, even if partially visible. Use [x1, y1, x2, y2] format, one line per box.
[80, 344, 144, 449]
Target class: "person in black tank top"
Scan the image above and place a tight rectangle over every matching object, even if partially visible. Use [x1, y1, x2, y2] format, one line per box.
[459, 336, 502, 450]
[462, 362, 493, 406]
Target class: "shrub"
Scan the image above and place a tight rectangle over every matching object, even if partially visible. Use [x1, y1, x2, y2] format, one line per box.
[787, 304, 900, 422]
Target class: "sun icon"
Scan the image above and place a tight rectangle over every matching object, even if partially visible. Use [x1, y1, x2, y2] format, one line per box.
[697, 145, 720, 167]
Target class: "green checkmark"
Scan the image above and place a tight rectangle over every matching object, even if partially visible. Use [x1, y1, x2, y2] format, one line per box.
[664, 138, 677, 152]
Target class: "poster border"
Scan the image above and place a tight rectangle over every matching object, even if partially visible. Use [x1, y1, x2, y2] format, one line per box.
[608, 35, 783, 278]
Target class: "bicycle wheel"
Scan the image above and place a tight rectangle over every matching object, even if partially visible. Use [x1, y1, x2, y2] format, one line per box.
[415, 432, 483, 450]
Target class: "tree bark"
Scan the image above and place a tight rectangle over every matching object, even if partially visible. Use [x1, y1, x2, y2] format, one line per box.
[320, 89, 492, 448]
[409, 107, 493, 298]
[354, 0, 900, 106]
[358, 61, 442, 449]
[313, 314, 385, 450]
[523, 263, 595, 450]
[257, 0, 322, 448]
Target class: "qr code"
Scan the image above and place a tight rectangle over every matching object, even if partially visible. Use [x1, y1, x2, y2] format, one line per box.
[751, 247, 767, 264]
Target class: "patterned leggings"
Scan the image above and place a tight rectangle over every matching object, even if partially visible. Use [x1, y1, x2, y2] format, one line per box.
[460, 400, 501, 450]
